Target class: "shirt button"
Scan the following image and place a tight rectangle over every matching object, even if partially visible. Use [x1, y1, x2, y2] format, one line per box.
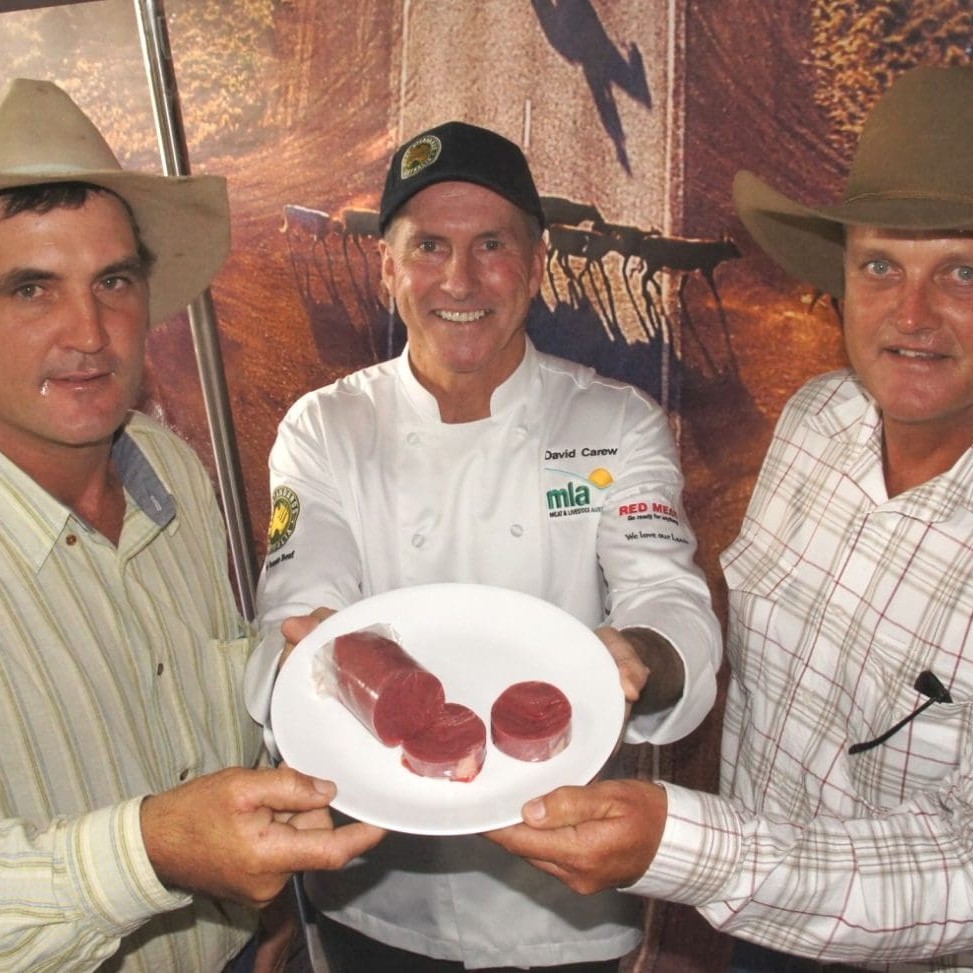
[156, 663, 164, 676]
[510, 524, 524, 537]
[65, 534, 78, 546]
[411, 533, 425, 549]
[179, 769, 189, 781]
[407, 432, 421, 446]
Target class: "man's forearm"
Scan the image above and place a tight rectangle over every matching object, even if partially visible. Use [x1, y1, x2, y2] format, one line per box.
[620, 627, 685, 713]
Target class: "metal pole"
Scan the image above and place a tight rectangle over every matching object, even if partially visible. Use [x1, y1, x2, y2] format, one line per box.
[133, 0, 258, 619]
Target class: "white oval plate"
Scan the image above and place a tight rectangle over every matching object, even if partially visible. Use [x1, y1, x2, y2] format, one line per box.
[271, 583, 624, 835]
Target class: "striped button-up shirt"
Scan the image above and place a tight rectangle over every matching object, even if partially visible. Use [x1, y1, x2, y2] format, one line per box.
[0, 412, 262, 972]
[629, 370, 973, 970]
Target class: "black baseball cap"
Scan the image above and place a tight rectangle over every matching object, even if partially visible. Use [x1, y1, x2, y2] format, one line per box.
[379, 120, 545, 233]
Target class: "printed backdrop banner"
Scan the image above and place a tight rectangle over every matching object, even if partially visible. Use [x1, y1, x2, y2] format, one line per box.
[0, 2, 967, 969]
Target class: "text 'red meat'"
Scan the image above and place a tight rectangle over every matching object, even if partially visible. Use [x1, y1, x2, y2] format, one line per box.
[402, 702, 487, 782]
[491, 680, 572, 761]
[330, 629, 445, 745]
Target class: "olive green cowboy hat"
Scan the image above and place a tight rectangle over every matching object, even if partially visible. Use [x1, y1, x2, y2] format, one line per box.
[733, 65, 973, 298]
[0, 77, 229, 325]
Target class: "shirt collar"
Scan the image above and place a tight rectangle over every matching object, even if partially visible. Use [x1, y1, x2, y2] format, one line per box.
[806, 371, 973, 517]
[0, 422, 176, 570]
[804, 372, 881, 445]
[111, 431, 177, 527]
[395, 336, 535, 422]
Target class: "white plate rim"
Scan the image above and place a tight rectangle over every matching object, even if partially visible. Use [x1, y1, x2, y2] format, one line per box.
[270, 583, 624, 835]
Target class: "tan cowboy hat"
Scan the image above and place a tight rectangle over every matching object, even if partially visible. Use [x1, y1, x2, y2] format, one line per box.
[0, 77, 229, 325]
[733, 65, 973, 298]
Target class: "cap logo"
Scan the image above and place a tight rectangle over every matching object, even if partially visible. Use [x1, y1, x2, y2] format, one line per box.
[400, 135, 442, 180]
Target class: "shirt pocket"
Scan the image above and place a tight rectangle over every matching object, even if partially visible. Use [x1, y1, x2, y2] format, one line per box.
[213, 634, 252, 688]
[847, 634, 973, 804]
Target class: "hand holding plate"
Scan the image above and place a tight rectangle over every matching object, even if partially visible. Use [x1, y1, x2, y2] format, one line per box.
[484, 778, 666, 894]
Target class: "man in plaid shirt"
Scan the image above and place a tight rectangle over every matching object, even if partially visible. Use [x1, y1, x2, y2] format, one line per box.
[490, 64, 973, 972]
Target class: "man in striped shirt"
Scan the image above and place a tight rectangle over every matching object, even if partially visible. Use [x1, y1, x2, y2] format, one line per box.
[490, 65, 973, 971]
[0, 78, 382, 971]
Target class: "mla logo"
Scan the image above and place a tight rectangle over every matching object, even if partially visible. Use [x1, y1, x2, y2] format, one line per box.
[267, 486, 300, 553]
[545, 468, 612, 517]
[547, 481, 591, 511]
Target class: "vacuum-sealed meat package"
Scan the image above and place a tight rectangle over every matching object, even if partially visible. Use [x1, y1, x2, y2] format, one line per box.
[313, 624, 445, 745]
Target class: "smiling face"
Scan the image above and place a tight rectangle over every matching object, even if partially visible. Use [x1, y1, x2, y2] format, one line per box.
[380, 181, 546, 421]
[843, 225, 973, 469]
[0, 190, 151, 475]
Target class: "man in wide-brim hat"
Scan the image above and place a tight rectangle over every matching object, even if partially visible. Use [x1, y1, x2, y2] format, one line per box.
[0, 77, 383, 973]
[0, 76, 229, 324]
[489, 64, 973, 971]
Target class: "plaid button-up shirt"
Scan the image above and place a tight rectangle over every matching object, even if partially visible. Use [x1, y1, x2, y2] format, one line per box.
[630, 370, 973, 970]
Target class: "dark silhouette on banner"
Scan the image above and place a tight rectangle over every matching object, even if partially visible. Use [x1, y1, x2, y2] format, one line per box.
[281, 196, 740, 413]
[531, 0, 652, 173]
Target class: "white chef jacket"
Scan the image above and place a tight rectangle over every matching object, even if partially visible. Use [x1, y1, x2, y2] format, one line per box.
[246, 339, 721, 969]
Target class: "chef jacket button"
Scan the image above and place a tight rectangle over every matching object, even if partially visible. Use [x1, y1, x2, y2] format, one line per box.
[510, 524, 524, 537]
[407, 432, 421, 446]
[515, 425, 529, 438]
[411, 533, 425, 548]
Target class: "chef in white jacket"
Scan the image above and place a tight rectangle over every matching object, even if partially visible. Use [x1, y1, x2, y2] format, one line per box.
[246, 120, 722, 972]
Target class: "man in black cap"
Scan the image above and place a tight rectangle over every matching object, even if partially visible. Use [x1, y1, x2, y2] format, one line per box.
[489, 64, 973, 973]
[247, 120, 722, 970]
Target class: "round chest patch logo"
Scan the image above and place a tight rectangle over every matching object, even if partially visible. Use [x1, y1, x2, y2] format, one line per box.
[267, 486, 300, 553]
[401, 134, 442, 179]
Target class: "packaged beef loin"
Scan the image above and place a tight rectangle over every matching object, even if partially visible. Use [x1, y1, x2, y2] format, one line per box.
[313, 624, 445, 745]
